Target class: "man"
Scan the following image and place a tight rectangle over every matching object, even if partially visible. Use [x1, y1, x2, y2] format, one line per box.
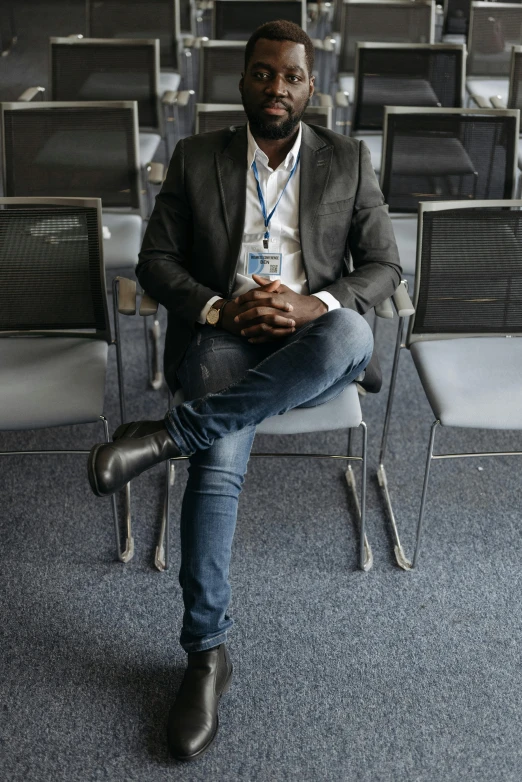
[88, 21, 401, 761]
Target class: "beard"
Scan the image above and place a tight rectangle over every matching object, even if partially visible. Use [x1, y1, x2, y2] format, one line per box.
[242, 97, 310, 140]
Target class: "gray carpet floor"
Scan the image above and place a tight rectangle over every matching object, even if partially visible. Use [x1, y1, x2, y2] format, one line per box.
[1, 4, 522, 781]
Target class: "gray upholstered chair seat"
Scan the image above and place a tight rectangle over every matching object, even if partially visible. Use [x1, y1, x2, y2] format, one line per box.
[0, 337, 109, 430]
[354, 134, 382, 173]
[172, 383, 362, 435]
[466, 78, 509, 105]
[362, 76, 439, 108]
[159, 71, 181, 93]
[392, 136, 476, 177]
[102, 213, 142, 269]
[411, 337, 522, 429]
[139, 132, 162, 166]
[339, 75, 355, 99]
[390, 215, 417, 275]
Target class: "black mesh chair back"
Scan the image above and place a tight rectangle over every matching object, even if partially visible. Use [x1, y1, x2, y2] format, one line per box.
[339, 0, 435, 73]
[381, 107, 519, 213]
[507, 45, 522, 107]
[86, 0, 180, 70]
[468, 2, 522, 77]
[195, 103, 332, 133]
[50, 38, 161, 131]
[352, 43, 465, 133]
[0, 197, 110, 341]
[443, 0, 472, 37]
[179, 0, 194, 34]
[2, 102, 141, 210]
[409, 201, 522, 339]
[213, 0, 306, 40]
[199, 41, 245, 103]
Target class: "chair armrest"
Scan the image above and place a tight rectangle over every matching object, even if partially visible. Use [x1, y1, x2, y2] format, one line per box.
[162, 89, 194, 107]
[375, 298, 394, 319]
[393, 280, 415, 317]
[490, 95, 507, 109]
[335, 91, 350, 108]
[147, 162, 165, 184]
[114, 277, 137, 315]
[140, 293, 159, 316]
[315, 92, 334, 108]
[468, 94, 490, 109]
[17, 86, 45, 102]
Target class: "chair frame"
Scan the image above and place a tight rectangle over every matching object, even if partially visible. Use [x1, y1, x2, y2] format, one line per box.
[377, 199, 522, 570]
[467, 2, 522, 79]
[0, 196, 137, 564]
[351, 42, 467, 136]
[380, 106, 520, 211]
[211, 0, 308, 39]
[198, 39, 245, 104]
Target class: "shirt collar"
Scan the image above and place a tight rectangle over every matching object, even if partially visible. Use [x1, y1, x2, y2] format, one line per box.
[247, 122, 302, 171]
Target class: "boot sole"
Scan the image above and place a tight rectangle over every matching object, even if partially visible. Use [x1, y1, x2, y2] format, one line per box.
[87, 444, 107, 498]
[171, 664, 233, 763]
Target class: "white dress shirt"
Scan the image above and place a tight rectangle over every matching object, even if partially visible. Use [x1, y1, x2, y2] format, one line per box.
[198, 123, 341, 323]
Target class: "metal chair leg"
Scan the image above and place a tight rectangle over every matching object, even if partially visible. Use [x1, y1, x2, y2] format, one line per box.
[155, 458, 176, 571]
[411, 420, 440, 569]
[143, 314, 164, 390]
[345, 421, 372, 571]
[101, 416, 134, 563]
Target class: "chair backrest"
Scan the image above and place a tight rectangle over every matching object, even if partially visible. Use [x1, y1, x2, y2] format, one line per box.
[199, 41, 245, 103]
[443, 0, 472, 38]
[408, 199, 522, 343]
[380, 107, 519, 213]
[195, 103, 332, 133]
[86, 0, 180, 70]
[50, 38, 161, 131]
[508, 45, 522, 107]
[1, 102, 142, 211]
[339, 0, 435, 73]
[351, 42, 465, 133]
[0, 197, 110, 341]
[467, 2, 522, 77]
[212, 0, 306, 40]
[179, 0, 195, 34]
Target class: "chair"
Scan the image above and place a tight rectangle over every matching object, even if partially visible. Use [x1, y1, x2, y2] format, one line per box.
[0, 0, 16, 57]
[351, 42, 466, 171]
[194, 102, 333, 133]
[443, 0, 472, 38]
[380, 106, 519, 273]
[466, 2, 522, 107]
[1, 100, 164, 389]
[337, 0, 435, 99]
[0, 196, 137, 563]
[138, 284, 413, 573]
[377, 199, 522, 569]
[49, 37, 186, 161]
[199, 40, 246, 104]
[212, 0, 306, 40]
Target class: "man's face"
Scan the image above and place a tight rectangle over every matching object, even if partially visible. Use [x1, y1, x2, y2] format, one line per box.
[239, 39, 315, 140]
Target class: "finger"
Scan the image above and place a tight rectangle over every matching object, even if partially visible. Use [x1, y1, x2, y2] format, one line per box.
[235, 290, 292, 309]
[240, 315, 295, 334]
[252, 274, 281, 289]
[236, 305, 294, 323]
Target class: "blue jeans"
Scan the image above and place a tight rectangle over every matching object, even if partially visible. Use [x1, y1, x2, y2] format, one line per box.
[169, 309, 373, 652]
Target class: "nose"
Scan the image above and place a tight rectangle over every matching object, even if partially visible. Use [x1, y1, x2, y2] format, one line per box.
[265, 74, 287, 97]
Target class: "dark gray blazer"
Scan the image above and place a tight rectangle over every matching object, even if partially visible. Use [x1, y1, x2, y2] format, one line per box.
[137, 123, 402, 392]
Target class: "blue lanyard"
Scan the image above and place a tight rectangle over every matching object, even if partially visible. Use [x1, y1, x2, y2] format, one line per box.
[251, 151, 300, 249]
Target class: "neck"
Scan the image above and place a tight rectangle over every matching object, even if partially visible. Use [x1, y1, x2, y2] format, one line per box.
[251, 124, 300, 170]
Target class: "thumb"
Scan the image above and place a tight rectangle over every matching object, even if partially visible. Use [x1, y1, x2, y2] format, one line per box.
[252, 273, 281, 291]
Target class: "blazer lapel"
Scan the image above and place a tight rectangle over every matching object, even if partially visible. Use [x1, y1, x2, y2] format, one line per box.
[299, 123, 333, 291]
[215, 126, 248, 296]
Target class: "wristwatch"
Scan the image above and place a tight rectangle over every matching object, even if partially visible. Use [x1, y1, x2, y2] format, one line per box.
[205, 299, 226, 327]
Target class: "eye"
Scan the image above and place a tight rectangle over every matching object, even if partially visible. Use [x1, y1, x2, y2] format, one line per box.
[287, 75, 300, 83]
[253, 71, 270, 80]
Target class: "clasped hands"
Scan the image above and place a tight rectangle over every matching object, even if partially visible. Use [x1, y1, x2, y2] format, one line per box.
[220, 273, 327, 344]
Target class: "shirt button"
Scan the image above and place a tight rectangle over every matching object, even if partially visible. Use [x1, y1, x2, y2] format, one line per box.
[270, 238, 276, 243]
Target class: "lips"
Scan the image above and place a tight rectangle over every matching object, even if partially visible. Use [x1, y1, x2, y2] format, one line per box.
[262, 103, 289, 116]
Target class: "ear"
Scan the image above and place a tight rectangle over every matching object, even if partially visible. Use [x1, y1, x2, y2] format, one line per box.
[239, 74, 244, 96]
[309, 75, 315, 99]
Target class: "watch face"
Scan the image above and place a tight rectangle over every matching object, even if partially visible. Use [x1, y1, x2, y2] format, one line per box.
[206, 307, 220, 325]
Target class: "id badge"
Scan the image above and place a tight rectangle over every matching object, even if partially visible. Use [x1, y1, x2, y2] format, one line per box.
[247, 251, 282, 277]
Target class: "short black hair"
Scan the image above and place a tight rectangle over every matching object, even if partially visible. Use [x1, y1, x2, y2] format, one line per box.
[244, 20, 315, 77]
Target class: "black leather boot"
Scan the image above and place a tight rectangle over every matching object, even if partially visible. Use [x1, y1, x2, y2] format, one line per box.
[87, 420, 182, 497]
[167, 644, 233, 761]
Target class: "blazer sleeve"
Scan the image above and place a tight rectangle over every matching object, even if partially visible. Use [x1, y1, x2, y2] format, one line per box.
[136, 138, 220, 323]
[320, 139, 402, 313]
